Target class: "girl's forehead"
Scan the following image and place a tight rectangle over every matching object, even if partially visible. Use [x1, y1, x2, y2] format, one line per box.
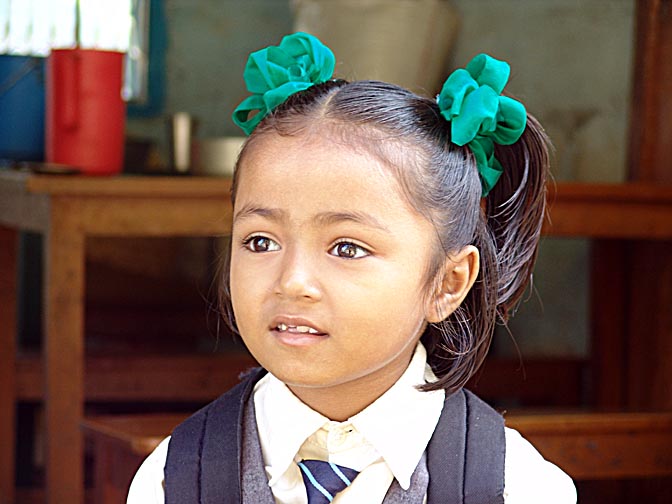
[239, 132, 389, 186]
[233, 131, 427, 223]
[240, 126, 419, 181]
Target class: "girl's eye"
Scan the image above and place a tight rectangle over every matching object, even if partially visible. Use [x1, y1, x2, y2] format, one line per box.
[243, 236, 280, 253]
[329, 241, 369, 259]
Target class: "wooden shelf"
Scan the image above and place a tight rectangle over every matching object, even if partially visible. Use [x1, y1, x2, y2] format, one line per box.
[16, 352, 257, 402]
[543, 182, 672, 239]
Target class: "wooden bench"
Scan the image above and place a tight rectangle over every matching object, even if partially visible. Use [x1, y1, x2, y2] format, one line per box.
[82, 410, 672, 503]
[505, 412, 672, 480]
[81, 414, 187, 504]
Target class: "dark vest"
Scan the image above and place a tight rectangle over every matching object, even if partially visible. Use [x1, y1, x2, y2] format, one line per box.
[165, 368, 505, 503]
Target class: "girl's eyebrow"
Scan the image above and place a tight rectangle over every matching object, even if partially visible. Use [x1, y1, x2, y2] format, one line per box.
[233, 205, 389, 233]
[233, 204, 287, 224]
[313, 211, 390, 232]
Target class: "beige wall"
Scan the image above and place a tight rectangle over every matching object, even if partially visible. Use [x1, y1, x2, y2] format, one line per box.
[448, 0, 634, 357]
[451, 0, 634, 184]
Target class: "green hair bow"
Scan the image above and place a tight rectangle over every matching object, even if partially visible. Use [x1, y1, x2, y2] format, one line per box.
[437, 54, 527, 196]
[232, 32, 336, 135]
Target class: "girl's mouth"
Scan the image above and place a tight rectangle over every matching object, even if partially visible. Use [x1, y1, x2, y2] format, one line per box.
[270, 319, 328, 345]
[275, 323, 322, 335]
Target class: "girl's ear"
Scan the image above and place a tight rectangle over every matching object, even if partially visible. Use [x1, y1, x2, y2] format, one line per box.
[426, 245, 480, 323]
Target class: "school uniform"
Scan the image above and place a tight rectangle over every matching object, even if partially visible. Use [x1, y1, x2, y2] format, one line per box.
[127, 344, 576, 504]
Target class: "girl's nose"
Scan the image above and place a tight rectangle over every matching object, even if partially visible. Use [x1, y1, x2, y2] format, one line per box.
[276, 249, 322, 302]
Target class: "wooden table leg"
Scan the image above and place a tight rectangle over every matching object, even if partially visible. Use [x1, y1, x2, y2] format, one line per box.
[590, 239, 628, 409]
[44, 201, 85, 504]
[0, 226, 18, 504]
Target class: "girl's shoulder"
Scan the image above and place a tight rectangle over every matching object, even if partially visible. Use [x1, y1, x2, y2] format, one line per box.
[126, 436, 170, 504]
[503, 427, 577, 504]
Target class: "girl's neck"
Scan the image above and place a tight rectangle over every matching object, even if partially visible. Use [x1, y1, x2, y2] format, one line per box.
[287, 362, 409, 422]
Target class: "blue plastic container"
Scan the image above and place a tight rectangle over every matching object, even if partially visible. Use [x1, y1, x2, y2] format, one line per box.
[0, 55, 45, 161]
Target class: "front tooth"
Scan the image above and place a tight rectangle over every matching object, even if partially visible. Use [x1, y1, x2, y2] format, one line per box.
[296, 325, 310, 333]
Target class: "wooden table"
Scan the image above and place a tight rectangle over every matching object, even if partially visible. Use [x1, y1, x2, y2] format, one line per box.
[1, 172, 672, 503]
[0, 171, 233, 504]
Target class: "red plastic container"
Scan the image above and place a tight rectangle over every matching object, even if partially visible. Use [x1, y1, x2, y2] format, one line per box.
[46, 49, 126, 175]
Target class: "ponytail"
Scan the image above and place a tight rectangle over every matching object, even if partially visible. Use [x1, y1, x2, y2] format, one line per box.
[486, 114, 550, 322]
[420, 112, 551, 394]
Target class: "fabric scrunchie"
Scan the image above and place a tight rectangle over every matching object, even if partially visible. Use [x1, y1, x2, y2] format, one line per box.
[232, 32, 336, 135]
[437, 54, 527, 196]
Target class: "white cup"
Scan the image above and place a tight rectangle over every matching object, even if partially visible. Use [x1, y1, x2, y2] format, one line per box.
[167, 112, 198, 174]
[194, 137, 246, 177]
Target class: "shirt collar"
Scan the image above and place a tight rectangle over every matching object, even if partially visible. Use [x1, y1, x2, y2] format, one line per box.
[255, 342, 445, 490]
[254, 372, 328, 486]
[349, 343, 445, 489]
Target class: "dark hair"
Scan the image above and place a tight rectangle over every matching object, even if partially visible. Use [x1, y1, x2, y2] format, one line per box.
[220, 79, 550, 395]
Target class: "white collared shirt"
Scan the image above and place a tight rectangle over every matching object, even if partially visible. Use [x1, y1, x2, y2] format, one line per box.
[254, 343, 444, 502]
[128, 344, 576, 503]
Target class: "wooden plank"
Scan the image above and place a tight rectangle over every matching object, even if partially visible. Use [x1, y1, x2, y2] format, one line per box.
[82, 414, 187, 456]
[508, 411, 672, 436]
[0, 171, 232, 198]
[542, 183, 672, 238]
[16, 352, 258, 402]
[74, 196, 233, 236]
[507, 412, 672, 480]
[43, 199, 85, 504]
[82, 414, 185, 504]
[24, 173, 233, 197]
[549, 183, 672, 203]
[543, 198, 672, 239]
[543, 205, 672, 239]
[0, 226, 17, 504]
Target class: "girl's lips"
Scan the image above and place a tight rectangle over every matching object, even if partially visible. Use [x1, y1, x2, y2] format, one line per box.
[272, 329, 328, 346]
[275, 323, 321, 335]
[269, 316, 328, 346]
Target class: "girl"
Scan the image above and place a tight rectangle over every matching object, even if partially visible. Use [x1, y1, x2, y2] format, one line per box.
[128, 33, 576, 503]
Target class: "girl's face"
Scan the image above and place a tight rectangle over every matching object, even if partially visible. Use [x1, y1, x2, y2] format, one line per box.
[230, 132, 440, 417]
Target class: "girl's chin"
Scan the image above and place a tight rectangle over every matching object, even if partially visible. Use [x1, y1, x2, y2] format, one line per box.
[266, 365, 343, 390]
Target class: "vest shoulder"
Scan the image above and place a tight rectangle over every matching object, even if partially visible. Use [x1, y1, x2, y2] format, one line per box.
[173, 367, 266, 435]
[463, 388, 502, 416]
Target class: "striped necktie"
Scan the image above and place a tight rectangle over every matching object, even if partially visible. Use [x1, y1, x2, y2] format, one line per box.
[298, 459, 359, 503]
